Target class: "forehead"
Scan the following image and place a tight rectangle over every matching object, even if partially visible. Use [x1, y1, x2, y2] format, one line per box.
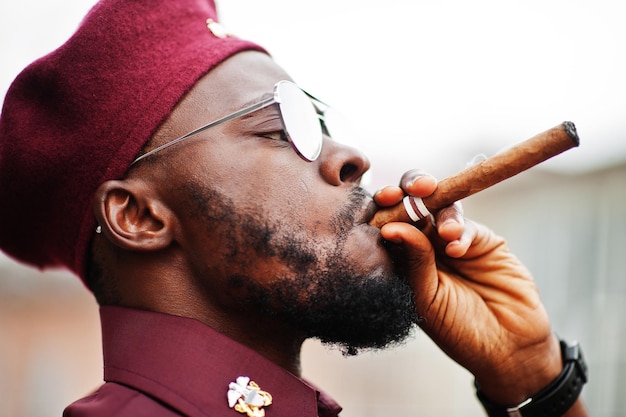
[177, 51, 291, 126]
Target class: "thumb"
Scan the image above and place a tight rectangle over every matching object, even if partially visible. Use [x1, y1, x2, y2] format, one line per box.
[380, 222, 439, 314]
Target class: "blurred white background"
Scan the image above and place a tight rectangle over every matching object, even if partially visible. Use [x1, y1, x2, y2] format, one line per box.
[1, 0, 625, 416]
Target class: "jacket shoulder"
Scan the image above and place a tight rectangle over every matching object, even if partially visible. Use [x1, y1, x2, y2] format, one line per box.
[63, 382, 181, 417]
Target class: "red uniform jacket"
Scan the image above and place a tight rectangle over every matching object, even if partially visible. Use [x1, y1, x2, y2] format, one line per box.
[64, 306, 342, 417]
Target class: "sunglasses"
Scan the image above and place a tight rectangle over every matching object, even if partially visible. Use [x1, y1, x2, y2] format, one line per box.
[131, 80, 351, 165]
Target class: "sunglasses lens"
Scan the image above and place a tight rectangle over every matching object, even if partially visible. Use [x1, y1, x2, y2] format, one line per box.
[276, 81, 322, 161]
[321, 106, 355, 148]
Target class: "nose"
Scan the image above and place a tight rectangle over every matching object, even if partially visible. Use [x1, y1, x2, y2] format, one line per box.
[318, 138, 371, 186]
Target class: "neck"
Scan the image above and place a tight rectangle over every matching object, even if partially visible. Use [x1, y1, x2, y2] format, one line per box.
[171, 305, 307, 376]
[122, 281, 307, 375]
[220, 318, 306, 376]
[109, 256, 307, 375]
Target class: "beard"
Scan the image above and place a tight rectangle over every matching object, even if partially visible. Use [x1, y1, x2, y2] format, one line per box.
[235, 266, 419, 356]
[186, 183, 420, 356]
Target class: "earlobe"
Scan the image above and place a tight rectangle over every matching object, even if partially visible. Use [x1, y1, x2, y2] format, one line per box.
[93, 179, 176, 251]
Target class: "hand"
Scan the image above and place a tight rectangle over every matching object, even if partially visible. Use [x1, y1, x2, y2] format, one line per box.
[373, 169, 563, 405]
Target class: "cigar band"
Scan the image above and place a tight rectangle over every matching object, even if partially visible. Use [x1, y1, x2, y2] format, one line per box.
[403, 196, 431, 222]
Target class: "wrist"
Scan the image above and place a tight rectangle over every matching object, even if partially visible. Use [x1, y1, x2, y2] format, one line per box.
[475, 335, 562, 404]
[475, 339, 588, 417]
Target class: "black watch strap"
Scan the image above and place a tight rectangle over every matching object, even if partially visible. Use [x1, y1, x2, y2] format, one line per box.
[476, 339, 588, 417]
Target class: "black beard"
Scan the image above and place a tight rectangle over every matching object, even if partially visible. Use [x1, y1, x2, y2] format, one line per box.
[186, 183, 420, 355]
[230, 268, 419, 356]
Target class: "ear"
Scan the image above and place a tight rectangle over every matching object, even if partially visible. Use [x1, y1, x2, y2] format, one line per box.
[93, 179, 176, 251]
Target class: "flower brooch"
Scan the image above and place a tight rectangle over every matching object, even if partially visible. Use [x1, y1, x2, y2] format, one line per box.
[227, 376, 273, 417]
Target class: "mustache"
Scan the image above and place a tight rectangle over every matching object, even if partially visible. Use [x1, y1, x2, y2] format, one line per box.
[333, 186, 373, 234]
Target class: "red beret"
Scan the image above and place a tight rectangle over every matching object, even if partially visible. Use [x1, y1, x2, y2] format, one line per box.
[0, 0, 266, 280]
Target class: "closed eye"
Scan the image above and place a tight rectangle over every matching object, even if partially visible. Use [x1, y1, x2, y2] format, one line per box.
[242, 108, 289, 143]
[257, 130, 289, 142]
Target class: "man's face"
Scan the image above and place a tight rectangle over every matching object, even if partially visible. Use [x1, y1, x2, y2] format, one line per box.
[147, 51, 419, 353]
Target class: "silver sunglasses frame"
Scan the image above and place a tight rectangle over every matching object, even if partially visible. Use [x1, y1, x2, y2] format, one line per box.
[131, 80, 328, 166]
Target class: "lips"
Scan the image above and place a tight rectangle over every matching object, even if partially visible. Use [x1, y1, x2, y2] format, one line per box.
[360, 199, 379, 226]
[340, 186, 379, 227]
[349, 188, 378, 226]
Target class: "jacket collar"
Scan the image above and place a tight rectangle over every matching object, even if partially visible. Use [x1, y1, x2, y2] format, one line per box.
[101, 306, 341, 417]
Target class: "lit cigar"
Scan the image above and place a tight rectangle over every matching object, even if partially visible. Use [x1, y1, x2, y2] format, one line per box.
[369, 122, 580, 228]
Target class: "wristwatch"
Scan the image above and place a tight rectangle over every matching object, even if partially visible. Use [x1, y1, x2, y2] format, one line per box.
[476, 339, 588, 417]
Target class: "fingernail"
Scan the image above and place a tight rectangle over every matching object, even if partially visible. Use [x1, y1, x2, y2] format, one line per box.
[439, 219, 456, 228]
[409, 175, 436, 188]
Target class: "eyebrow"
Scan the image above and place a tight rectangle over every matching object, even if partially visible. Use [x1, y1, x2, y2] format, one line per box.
[236, 93, 276, 121]
[231, 92, 274, 113]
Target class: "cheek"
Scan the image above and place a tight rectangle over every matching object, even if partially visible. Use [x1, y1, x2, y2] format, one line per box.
[210, 151, 311, 209]
[226, 165, 323, 230]
[174, 177, 312, 271]
[171, 143, 391, 276]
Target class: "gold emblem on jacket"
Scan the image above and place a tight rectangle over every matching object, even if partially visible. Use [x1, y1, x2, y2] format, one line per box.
[227, 376, 273, 417]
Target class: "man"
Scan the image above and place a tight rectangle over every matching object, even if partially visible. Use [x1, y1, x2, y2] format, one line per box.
[0, 0, 588, 416]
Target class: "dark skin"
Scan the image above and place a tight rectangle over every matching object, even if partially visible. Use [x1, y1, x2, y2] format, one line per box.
[92, 51, 587, 415]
